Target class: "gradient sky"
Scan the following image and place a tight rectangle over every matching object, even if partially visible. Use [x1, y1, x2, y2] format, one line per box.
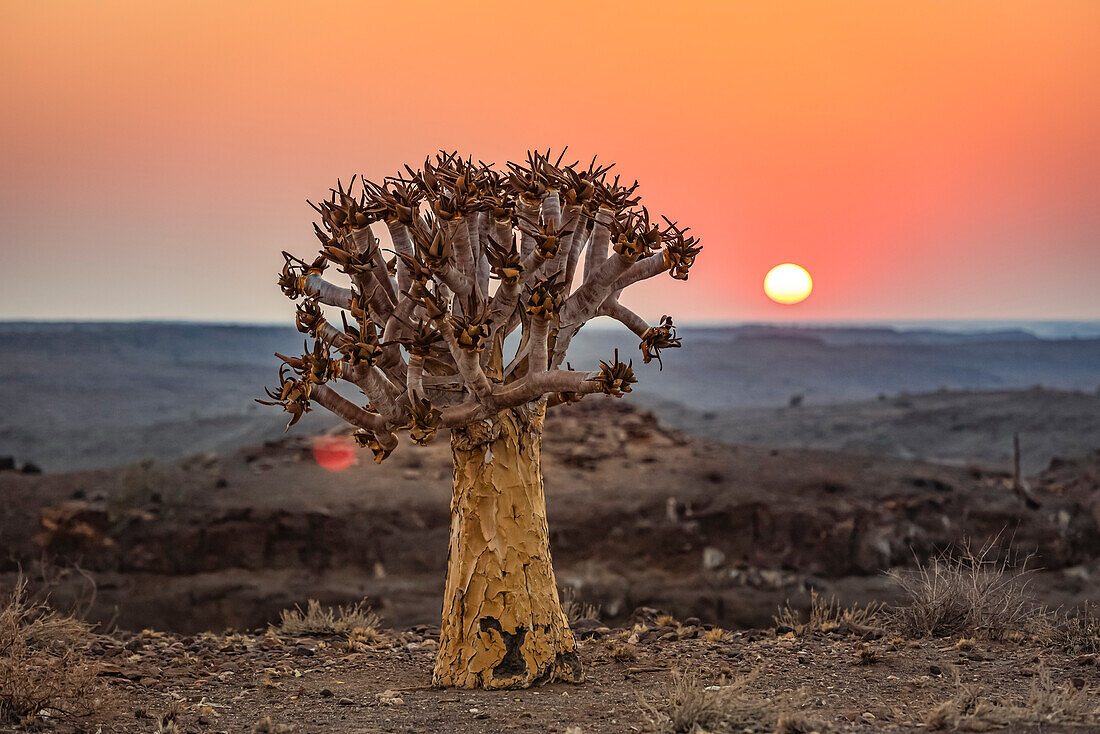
[2, 1, 1098, 323]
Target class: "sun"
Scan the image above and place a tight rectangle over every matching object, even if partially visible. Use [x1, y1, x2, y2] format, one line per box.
[764, 263, 813, 304]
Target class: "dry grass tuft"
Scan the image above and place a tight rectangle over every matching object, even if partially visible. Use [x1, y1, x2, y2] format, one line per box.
[276, 599, 381, 637]
[925, 666, 1098, 729]
[0, 578, 103, 725]
[154, 700, 185, 734]
[606, 641, 638, 662]
[854, 643, 878, 665]
[1052, 604, 1100, 654]
[252, 715, 296, 733]
[705, 627, 732, 643]
[773, 590, 882, 636]
[889, 541, 1040, 640]
[340, 627, 382, 652]
[775, 711, 828, 733]
[561, 586, 601, 625]
[641, 670, 820, 734]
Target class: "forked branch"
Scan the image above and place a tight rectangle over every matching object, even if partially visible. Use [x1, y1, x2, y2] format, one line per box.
[260, 150, 702, 460]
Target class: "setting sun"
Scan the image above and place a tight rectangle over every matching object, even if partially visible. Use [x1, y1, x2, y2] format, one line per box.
[764, 264, 813, 304]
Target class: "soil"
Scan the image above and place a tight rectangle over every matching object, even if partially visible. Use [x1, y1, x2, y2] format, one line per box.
[3, 400, 1099, 637]
[7, 617, 1100, 733]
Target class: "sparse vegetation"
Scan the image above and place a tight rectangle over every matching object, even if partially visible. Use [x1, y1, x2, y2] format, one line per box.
[1052, 604, 1100, 654]
[773, 590, 882, 635]
[341, 626, 382, 652]
[252, 715, 295, 733]
[606, 641, 638, 662]
[154, 700, 185, 734]
[925, 666, 1098, 729]
[705, 627, 732, 643]
[561, 586, 601, 625]
[642, 669, 817, 734]
[888, 542, 1040, 640]
[276, 598, 381, 637]
[855, 642, 878, 665]
[0, 578, 103, 725]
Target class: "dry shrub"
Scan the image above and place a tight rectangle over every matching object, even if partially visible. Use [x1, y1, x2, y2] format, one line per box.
[926, 666, 1098, 729]
[253, 715, 295, 733]
[276, 598, 380, 637]
[775, 712, 828, 734]
[561, 586, 601, 625]
[154, 700, 185, 734]
[855, 643, 878, 665]
[0, 578, 103, 725]
[889, 542, 1040, 640]
[1052, 604, 1100, 654]
[773, 590, 882, 635]
[341, 626, 382, 652]
[705, 627, 732, 643]
[606, 641, 638, 662]
[642, 670, 822, 734]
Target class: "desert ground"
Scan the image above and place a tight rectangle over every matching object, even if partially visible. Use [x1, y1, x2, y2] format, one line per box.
[6, 600, 1100, 733]
[2, 322, 1099, 731]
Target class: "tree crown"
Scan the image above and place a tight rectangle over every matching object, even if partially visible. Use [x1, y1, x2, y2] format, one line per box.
[259, 150, 702, 462]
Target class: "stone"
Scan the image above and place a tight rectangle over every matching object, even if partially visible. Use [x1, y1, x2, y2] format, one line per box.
[702, 546, 726, 570]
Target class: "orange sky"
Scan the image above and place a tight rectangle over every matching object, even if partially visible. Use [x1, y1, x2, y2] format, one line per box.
[2, 1, 1098, 322]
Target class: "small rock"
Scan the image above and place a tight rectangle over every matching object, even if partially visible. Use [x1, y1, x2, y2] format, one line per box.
[702, 546, 726, 570]
[929, 665, 942, 676]
[377, 690, 403, 705]
[338, 697, 354, 706]
[320, 688, 334, 698]
[293, 645, 316, 657]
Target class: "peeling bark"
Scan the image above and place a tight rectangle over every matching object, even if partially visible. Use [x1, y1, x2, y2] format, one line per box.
[433, 405, 582, 689]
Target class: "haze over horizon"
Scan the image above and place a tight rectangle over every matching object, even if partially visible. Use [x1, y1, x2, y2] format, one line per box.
[2, 1, 1098, 323]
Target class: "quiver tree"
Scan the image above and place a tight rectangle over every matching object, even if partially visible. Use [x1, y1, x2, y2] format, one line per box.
[260, 150, 701, 689]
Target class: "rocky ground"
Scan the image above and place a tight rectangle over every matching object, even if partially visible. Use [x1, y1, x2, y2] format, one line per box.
[2, 399, 1099, 636]
[5, 607, 1100, 733]
[3, 394, 1100, 731]
[652, 388, 1100, 475]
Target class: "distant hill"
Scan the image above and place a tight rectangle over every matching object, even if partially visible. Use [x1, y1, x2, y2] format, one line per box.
[1, 321, 1098, 471]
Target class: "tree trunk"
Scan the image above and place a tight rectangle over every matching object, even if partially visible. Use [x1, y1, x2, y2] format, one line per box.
[433, 403, 583, 689]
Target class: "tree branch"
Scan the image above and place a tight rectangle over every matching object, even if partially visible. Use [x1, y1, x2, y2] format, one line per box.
[303, 274, 353, 309]
[597, 299, 649, 338]
[310, 382, 390, 433]
[437, 320, 495, 407]
[611, 250, 670, 291]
